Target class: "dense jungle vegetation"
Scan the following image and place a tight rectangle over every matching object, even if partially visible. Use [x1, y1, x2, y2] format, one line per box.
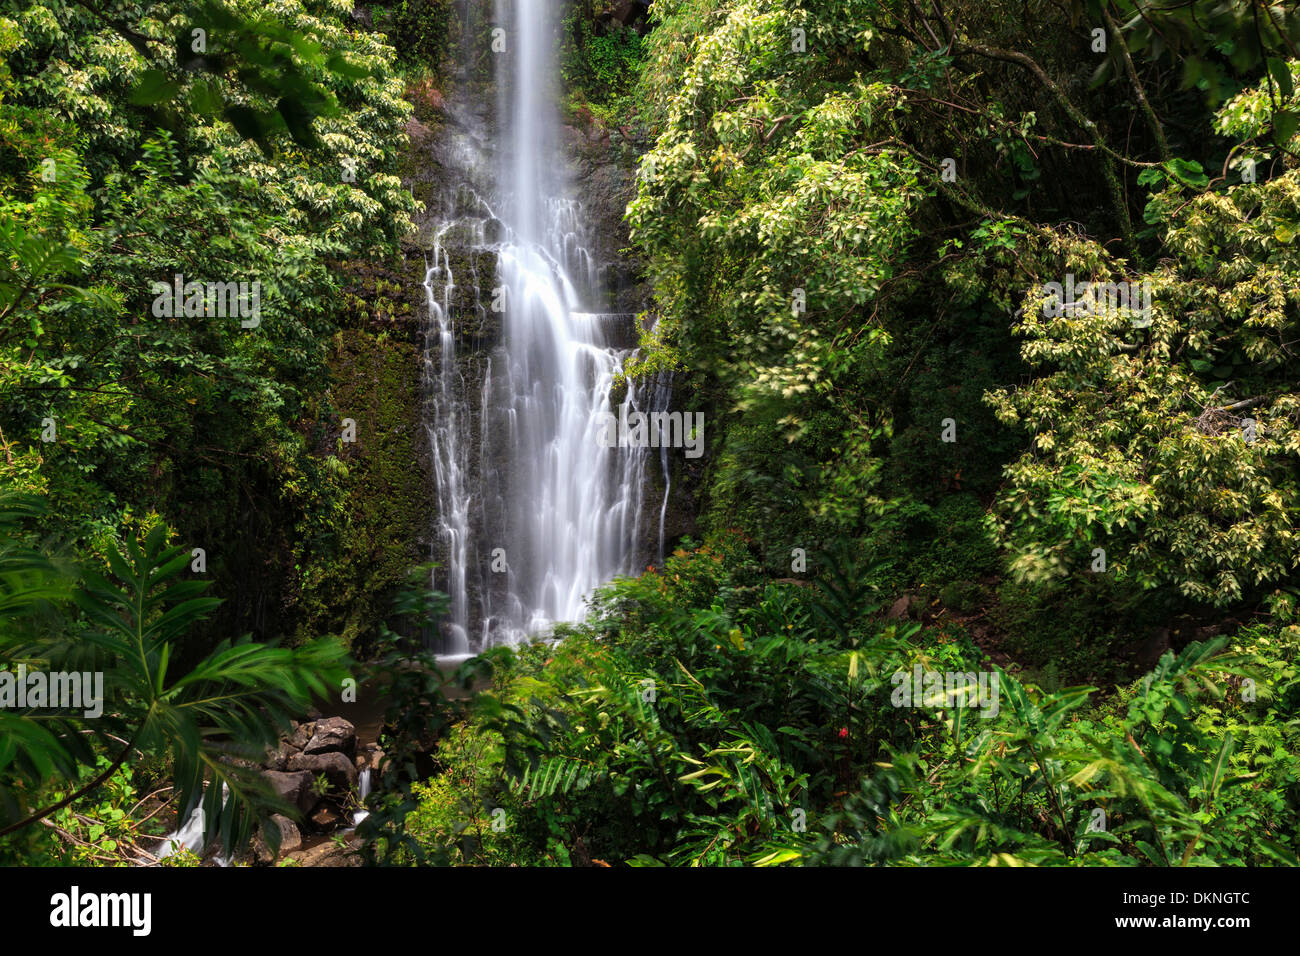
[2, 0, 1299, 868]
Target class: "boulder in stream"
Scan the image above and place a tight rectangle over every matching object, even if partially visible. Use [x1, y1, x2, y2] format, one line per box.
[263, 769, 319, 815]
[287, 750, 358, 791]
[302, 716, 357, 758]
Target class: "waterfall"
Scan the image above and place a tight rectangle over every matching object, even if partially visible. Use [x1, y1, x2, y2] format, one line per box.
[352, 768, 372, 827]
[423, 0, 661, 654]
[156, 806, 206, 860]
[649, 372, 675, 565]
[155, 784, 230, 864]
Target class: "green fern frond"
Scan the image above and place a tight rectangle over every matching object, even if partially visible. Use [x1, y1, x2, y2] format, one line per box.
[510, 755, 589, 801]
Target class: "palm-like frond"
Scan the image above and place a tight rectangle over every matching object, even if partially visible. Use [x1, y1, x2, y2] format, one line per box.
[0, 509, 349, 854]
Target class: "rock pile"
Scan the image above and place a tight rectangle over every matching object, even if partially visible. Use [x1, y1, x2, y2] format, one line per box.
[251, 716, 385, 865]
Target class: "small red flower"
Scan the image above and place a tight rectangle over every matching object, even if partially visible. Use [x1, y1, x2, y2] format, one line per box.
[838, 727, 849, 739]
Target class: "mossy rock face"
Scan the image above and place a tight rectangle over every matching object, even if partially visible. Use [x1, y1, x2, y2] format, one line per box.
[286, 309, 433, 653]
[401, 115, 442, 214]
[334, 255, 426, 337]
[407, 76, 447, 126]
[629, 370, 705, 566]
[644, 449, 702, 564]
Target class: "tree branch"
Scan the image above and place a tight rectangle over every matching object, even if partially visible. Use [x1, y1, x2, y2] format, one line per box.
[0, 719, 146, 838]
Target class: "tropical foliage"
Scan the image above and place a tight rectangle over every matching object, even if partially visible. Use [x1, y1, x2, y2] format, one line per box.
[0, 493, 348, 863]
[3, 0, 1300, 870]
[394, 541, 1299, 866]
[384, 0, 1300, 868]
[0, 0, 409, 863]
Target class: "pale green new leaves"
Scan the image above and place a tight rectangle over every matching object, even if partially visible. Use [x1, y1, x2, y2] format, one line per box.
[629, 0, 927, 402]
[989, 146, 1300, 605]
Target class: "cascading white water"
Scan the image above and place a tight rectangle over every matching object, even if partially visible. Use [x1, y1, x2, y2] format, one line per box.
[157, 806, 206, 859]
[352, 768, 372, 827]
[155, 784, 230, 865]
[425, 213, 487, 657]
[486, 0, 622, 643]
[423, 1, 663, 653]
